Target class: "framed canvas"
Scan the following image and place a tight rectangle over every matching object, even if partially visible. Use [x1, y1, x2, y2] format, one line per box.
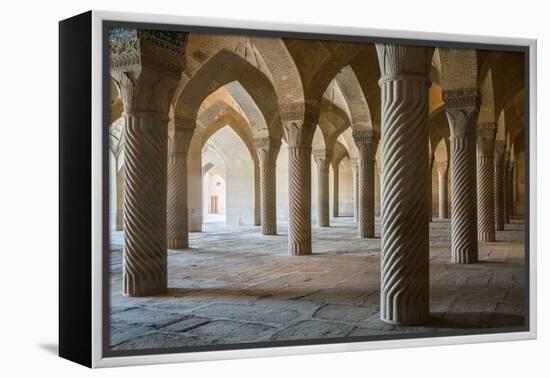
[59, 10, 537, 368]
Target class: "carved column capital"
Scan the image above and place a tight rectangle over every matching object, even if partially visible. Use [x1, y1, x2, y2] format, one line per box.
[280, 103, 318, 148]
[169, 118, 194, 156]
[353, 130, 379, 161]
[254, 137, 282, 167]
[313, 149, 333, 173]
[477, 123, 497, 157]
[110, 28, 187, 117]
[375, 44, 434, 83]
[443, 88, 480, 140]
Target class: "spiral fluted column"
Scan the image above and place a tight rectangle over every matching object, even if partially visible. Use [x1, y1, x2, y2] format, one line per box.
[255, 137, 281, 235]
[351, 158, 359, 222]
[333, 162, 340, 217]
[507, 159, 515, 222]
[429, 153, 435, 222]
[167, 119, 194, 249]
[282, 118, 315, 255]
[503, 150, 511, 223]
[476, 123, 496, 242]
[110, 30, 186, 296]
[437, 162, 449, 219]
[353, 130, 379, 238]
[376, 44, 434, 325]
[494, 141, 506, 231]
[314, 150, 332, 227]
[443, 88, 480, 264]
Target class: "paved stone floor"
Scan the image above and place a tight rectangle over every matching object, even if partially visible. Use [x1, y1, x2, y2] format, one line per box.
[109, 217, 526, 351]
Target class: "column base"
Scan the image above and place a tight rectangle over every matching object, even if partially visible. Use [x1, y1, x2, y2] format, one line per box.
[167, 237, 189, 250]
[262, 226, 277, 235]
[123, 277, 167, 297]
[358, 228, 375, 238]
[451, 249, 478, 264]
[288, 242, 311, 256]
[478, 231, 495, 242]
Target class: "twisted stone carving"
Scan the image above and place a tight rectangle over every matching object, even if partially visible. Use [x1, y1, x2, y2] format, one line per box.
[283, 121, 315, 255]
[494, 141, 506, 231]
[504, 149, 512, 223]
[353, 130, 379, 238]
[122, 111, 168, 296]
[313, 150, 332, 227]
[376, 44, 433, 325]
[437, 162, 449, 219]
[255, 137, 281, 235]
[110, 30, 187, 296]
[477, 123, 496, 242]
[351, 158, 359, 222]
[287, 145, 312, 254]
[333, 163, 339, 217]
[506, 158, 515, 222]
[166, 119, 194, 249]
[428, 153, 434, 222]
[444, 88, 480, 264]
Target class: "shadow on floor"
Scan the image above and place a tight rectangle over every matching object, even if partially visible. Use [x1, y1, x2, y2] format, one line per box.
[38, 343, 58, 356]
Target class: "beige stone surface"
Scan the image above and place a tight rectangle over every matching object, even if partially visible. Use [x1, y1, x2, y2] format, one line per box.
[109, 218, 525, 350]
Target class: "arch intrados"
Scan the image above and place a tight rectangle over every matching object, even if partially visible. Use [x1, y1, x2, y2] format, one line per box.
[176, 48, 282, 139]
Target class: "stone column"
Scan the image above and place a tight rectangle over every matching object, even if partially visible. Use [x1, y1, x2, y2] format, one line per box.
[437, 162, 449, 219]
[332, 162, 339, 217]
[353, 130, 379, 238]
[428, 153, 435, 222]
[351, 158, 359, 222]
[503, 150, 511, 223]
[167, 119, 194, 249]
[313, 150, 333, 227]
[283, 121, 314, 255]
[476, 123, 497, 242]
[254, 155, 262, 226]
[376, 44, 433, 325]
[112, 71, 171, 297]
[255, 137, 281, 235]
[494, 141, 506, 231]
[443, 87, 480, 264]
[110, 29, 186, 296]
[507, 158, 515, 222]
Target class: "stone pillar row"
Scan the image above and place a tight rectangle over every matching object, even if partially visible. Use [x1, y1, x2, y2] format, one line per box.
[313, 150, 333, 227]
[476, 123, 496, 242]
[376, 44, 433, 325]
[353, 130, 379, 238]
[443, 87, 480, 264]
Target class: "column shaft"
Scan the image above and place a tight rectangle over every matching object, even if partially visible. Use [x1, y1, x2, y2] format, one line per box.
[167, 120, 193, 249]
[494, 141, 506, 231]
[353, 131, 378, 238]
[476, 124, 496, 242]
[444, 88, 480, 264]
[314, 150, 332, 227]
[333, 163, 339, 217]
[287, 145, 312, 254]
[255, 138, 281, 235]
[376, 44, 433, 325]
[123, 112, 168, 296]
[437, 163, 448, 219]
[352, 158, 359, 222]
